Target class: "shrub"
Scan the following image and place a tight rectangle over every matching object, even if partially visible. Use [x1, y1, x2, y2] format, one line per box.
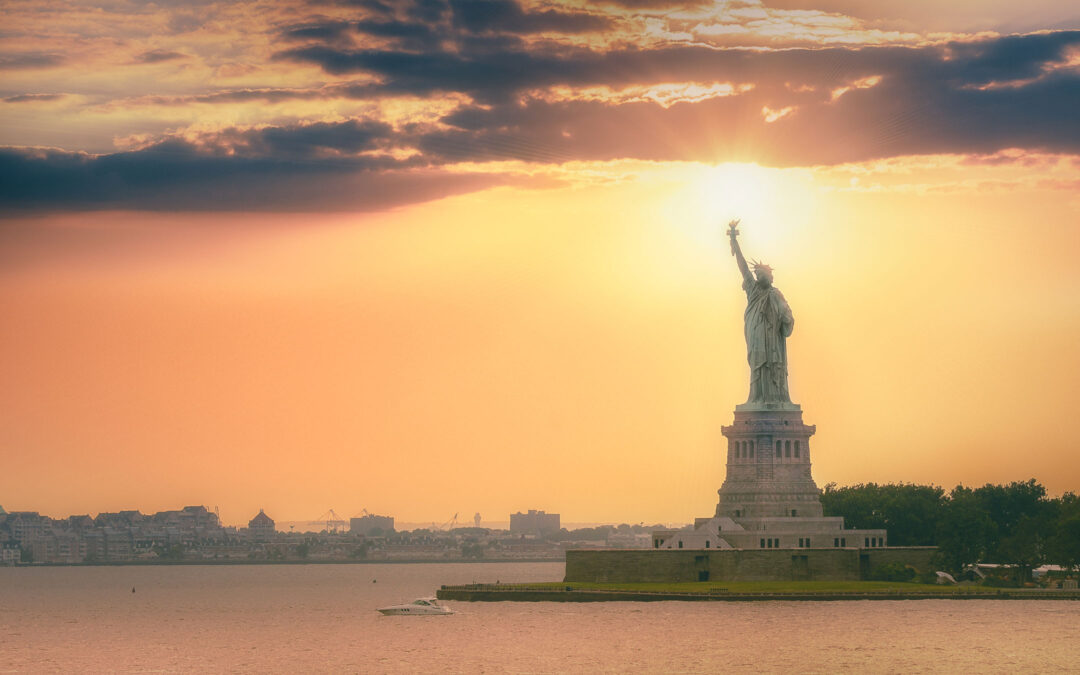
[868, 562, 916, 582]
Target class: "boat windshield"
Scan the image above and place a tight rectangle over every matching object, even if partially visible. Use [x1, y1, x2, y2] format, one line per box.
[413, 600, 430, 606]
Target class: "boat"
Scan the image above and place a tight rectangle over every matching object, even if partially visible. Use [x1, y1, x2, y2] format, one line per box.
[376, 597, 454, 616]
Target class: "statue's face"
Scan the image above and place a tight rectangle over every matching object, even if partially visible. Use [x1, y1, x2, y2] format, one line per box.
[755, 269, 773, 287]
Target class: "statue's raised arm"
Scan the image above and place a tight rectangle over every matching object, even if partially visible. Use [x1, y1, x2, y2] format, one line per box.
[727, 219, 753, 286]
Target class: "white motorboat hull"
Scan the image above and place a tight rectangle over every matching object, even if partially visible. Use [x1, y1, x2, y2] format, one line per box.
[376, 606, 453, 616]
[376, 597, 454, 615]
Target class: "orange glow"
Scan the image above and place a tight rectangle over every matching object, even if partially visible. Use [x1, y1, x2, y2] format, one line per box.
[1, 157, 1077, 525]
[2, 0, 1078, 527]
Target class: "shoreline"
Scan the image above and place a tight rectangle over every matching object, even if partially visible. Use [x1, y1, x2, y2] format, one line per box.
[437, 584, 1080, 602]
[1, 558, 565, 568]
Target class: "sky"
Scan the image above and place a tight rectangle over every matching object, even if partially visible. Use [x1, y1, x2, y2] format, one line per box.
[1, 0, 1078, 528]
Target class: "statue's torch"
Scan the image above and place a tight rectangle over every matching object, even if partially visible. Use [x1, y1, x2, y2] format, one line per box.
[727, 219, 741, 255]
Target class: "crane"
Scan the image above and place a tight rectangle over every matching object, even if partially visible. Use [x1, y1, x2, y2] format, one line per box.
[434, 513, 458, 531]
[315, 509, 348, 534]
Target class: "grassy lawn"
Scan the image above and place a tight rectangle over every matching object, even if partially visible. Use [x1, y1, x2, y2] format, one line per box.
[501, 581, 976, 594]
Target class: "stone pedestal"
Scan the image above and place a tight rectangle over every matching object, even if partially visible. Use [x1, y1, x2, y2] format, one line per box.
[716, 402, 823, 519]
[650, 400, 888, 552]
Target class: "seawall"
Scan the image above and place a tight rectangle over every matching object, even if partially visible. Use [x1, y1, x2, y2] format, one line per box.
[437, 584, 1080, 602]
[564, 547, 938, 583]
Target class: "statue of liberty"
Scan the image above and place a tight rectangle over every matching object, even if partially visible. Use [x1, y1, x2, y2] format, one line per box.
[727, 220, 793, 404]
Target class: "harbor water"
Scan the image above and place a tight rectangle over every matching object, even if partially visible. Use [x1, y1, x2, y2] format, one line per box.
[2, 562, 1077, 673]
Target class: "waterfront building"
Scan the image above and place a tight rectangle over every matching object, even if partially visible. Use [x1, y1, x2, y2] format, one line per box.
[247, 509, 276, 542]
[510, 510, 561, 534]
[349, 514, 394, 535]
[67, 515, 94, 530]
[7, 512, 48, 544]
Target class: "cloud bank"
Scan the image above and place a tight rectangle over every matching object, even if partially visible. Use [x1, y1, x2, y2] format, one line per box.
[1, 0, 1078, 211]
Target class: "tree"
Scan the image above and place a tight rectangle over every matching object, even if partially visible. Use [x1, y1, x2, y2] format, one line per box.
[937, 487, 997, 572]
[998, 515, 1046, 581]
[971, 479, 1054, 561]
[821, 482, 944, 546]
[461, 541, 484, 559]
[1047, 493, 1080, 571]
[821, 479, 1071, 577]
[154, 544, 184, 561]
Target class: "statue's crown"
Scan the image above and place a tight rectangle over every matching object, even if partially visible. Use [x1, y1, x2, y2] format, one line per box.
[751, 259, 773, 273]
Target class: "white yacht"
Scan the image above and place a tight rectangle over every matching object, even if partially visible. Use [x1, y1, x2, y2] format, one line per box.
[376, 597, 454, 616]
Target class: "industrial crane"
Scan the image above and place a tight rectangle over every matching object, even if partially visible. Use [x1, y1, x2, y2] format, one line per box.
[433, 513, 458, 531]
[314, 509, 348, 534]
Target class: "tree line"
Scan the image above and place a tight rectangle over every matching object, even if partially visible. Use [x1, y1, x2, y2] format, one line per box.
[820, 479, 1080, 574]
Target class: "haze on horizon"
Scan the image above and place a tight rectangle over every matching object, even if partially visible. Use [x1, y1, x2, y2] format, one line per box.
[1, 0, 1078, 527]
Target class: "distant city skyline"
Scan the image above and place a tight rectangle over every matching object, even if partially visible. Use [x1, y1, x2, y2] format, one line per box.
[1, 501, 664, 532]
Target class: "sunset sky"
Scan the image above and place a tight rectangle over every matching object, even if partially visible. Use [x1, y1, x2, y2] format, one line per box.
[1, 0, 1078, 528]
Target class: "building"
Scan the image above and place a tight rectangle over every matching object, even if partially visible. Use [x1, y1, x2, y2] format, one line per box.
[247, 510, 276, 542]
[510, 510, 561, 534]
[7, 512, 48, 544]
[349, 514, 394, 535]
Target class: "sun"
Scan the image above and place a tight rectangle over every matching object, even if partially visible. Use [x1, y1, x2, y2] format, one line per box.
[656, 162, 813, 256]
[694, 163, 776, 225]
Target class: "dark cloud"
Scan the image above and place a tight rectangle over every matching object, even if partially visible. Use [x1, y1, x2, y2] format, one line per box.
[354, 18, 438, 43]
[942, 31, 1080, 85]
[134, 49, 188, 64]
[405, 0, 449, 23]
[448, 0, 613, 34]
[455, 33, 526, 53]
[406, 30, 1080, 166]
[4, 24, 1078, 212]
[237, 119, 394, 156]
[292, 1, 607, 50]
[281, 21, 354, 41]
[597, 0, 705, 7]
[417, 61, 1080, 167]
[275, 44, 617, 101]
[277, 28, 1080, 114]
[167, 11, 204, 34]
[322, 0, 396, 13]
[3, 93, 65, 103]
[116, 83, 384, 107]
[0, 52, 65, 69]
[763, 0, 1080, 34]
[0, 142, 506, 212]
[278, 37, 937, 102]
[280, 22, 1080, 97]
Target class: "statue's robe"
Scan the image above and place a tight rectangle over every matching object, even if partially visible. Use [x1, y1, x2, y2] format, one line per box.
[743, 277, 794, 403]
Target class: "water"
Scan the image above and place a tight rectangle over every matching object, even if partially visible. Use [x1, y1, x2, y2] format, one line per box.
[2, 563, 1077, 673]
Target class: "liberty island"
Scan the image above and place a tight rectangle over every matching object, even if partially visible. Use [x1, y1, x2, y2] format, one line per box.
[563, 221, 928, 582]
